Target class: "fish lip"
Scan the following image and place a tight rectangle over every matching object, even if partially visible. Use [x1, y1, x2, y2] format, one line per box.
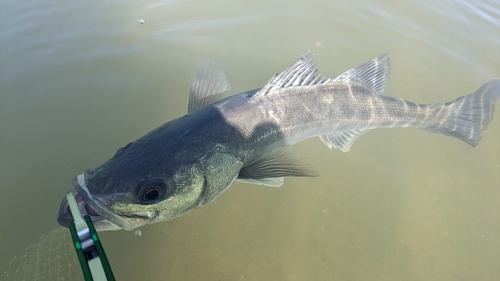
[56, 190, 76, 227]
[56, 189, 117, 229]
[73, 173, 134, 230]
[57, 173, 134, 231]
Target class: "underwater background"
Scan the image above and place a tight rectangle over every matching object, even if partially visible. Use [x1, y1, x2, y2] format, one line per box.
[1, 0, 500, 280]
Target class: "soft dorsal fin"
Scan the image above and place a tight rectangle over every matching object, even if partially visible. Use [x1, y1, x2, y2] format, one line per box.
[188, 62, 231, 113]
[238, 150, 318, 187]
[254, 52, 331, 97]
[333, 54, 390, 95]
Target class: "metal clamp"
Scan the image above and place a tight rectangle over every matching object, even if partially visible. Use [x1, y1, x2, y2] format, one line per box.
[66, 192, 115, 281]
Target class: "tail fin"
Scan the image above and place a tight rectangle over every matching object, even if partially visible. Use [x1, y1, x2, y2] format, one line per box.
[429, 79, 500, 146]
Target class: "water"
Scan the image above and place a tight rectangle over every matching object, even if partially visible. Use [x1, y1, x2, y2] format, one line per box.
[1, 0, 499, 280]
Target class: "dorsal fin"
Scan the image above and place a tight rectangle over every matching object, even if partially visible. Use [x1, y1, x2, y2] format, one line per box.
[188, 62, 231, 113]
[333, 54, 390, 95]
[254, 52, 331, 97]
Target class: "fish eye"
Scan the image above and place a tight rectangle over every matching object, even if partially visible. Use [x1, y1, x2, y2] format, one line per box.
[137, 178, 172, 204]
[143, 188, 160, 201]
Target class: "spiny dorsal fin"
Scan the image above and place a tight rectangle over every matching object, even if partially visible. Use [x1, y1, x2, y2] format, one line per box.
[254, 52, 331, 97]
[333, 54, 390, 95]
[188, 62, 231, 113]
[238, 150, 318, 187]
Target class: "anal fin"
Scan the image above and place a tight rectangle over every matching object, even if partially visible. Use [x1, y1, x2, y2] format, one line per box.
[320, 130, 366, 152]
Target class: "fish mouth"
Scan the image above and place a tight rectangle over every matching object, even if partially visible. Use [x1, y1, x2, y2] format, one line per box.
[56, 173, 133, 231]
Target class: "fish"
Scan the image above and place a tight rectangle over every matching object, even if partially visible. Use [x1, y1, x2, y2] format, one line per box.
[57, 53, 500, 231]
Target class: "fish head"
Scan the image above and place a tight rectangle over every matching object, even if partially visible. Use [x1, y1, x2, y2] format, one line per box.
[56, 134, 224, 231]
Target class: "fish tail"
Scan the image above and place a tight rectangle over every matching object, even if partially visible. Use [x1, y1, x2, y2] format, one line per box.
[425, 79, 500, 146]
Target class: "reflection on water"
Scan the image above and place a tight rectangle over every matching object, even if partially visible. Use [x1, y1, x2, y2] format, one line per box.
[1, 0, 499, 280]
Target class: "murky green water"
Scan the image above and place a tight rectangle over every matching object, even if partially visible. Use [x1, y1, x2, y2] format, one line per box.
[1, 0, 499, 280]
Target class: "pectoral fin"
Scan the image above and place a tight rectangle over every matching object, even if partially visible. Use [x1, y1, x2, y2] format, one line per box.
[320, 130, 366, 152]
[236, 177, 284, 187]
[188, 62, 231, 113]
[238, 151, 318, 187]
